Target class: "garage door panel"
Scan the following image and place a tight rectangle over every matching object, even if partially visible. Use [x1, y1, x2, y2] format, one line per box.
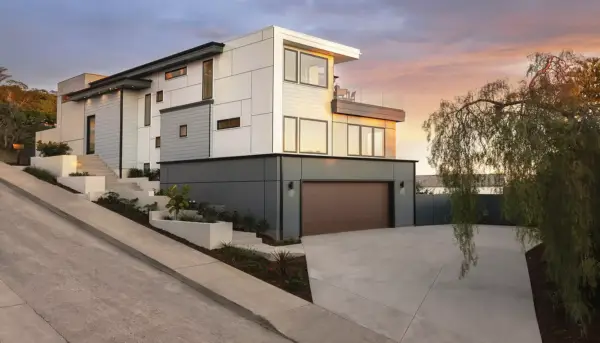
[302, 182, 390, 236]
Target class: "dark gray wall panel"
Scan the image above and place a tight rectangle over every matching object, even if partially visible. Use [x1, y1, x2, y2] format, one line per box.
[264, 181, 281, 238]
[282, 157, 302, 181]
[162, 158, 272, 184]
[264, 157, 280, 181]
[299, 157, 395, 180]
[393, 162, 414, 181]
[394, 180, 415, 226]
[281, 180, 301, 239]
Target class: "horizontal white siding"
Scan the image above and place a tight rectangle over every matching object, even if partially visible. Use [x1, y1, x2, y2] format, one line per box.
[122, 90, 138, 169]
[84, 91, 120, 170]
[160, 104, 211, 162]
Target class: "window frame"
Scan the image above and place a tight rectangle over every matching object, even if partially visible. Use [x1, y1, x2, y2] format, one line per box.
[165, 66, 187, 80]
[299, 52, 328, 88]
[155, 136, 161, 148]
[144, 94, 151, 127]
[284, 49, 298, 83]
[179, 124, 188, 138]
[216, 117, 241, 130]
[299, 118, 328, 155]
[283, 116, 298, 153]
[143, 163, 150, 173]
[202, 59, 213, 100]
[156, 91, 163, 103]
[347, 124, 386, 157]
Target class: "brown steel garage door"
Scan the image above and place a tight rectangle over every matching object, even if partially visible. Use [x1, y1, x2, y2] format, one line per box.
[301, 182, 391, 236]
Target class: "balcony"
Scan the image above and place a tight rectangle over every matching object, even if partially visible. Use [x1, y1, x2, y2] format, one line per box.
[332, 85, 406, 122]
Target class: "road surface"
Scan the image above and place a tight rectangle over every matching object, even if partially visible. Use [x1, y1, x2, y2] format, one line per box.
[0, 182, 291, 343]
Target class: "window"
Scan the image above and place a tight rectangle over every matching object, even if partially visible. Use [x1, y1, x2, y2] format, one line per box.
[284, 117, 298, 152]
[165, 67, 187, 80]
[348, 125, 360, 155]
[217, 117, 240, 130]
[299, 119, 327, 154]
[155, 136, 161, 148]
[179, 125, 187, 137]
[156, 91, 163, 103]
[202, 59, 213, 100]
[374, 128, 384, 157]
[284, 49, 298, 82]
[300, 53, 327, 87]
[347, 125, 385, 157]
[144, 94, 151, 126]
[143, 163, 150, 173]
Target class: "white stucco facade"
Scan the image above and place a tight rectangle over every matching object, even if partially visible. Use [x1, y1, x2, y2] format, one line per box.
[37, 26, 407, 176]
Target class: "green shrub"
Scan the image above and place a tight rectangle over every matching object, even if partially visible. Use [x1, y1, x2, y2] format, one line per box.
[166, 185, 190, 220]
[95, 192, 150, 226]
[271, 250, 294, 277]
[23, 166, 56, 184]
[178, 212, 203, 222]
[153, 188, 166, 196]
[127, 168, 144, 178]
[144, 168, 160, 181]
[69, 171, 90, 176]
[36, 141, 71, 157]
[255, 219, 270, 233]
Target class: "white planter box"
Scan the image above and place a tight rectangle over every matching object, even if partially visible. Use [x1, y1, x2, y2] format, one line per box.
[31, 155, 77, 177]
[118, 177, 160, 192]
[57, 176, 105, 194]
[149, 211, 233, 250]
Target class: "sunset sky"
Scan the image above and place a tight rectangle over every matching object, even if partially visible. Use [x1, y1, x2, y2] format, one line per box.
[1, 0, 599, 174]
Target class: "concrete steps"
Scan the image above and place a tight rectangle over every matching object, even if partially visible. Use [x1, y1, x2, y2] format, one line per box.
[232, 231, 263, 245]
[77, 155, 142, 192]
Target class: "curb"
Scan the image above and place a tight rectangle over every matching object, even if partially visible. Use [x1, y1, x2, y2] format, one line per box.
[0, 176, 297, 342]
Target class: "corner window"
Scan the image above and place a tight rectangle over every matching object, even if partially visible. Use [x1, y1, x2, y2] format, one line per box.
[284, 49, 298, 82]
[217, 117, 240, 130]
[144, 94, 151, 126]
[283, 117, 298, 152]
[165, 67, 187, 80]
[348, 125, 385, 157]
[155, 136, 161, 148]
[202, 59, 213, 100]
[179, 125, 187, 137]
[299, 119, 327, 154]
[156, 91, 163, 103]
[300, 53, 327, 87]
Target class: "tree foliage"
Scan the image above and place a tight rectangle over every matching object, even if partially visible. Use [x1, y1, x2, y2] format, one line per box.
[423, 51, 600, 327]
[0, 68, 56, 148]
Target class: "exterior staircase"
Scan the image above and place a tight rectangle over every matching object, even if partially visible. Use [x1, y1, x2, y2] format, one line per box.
[77, 155, 142, 193]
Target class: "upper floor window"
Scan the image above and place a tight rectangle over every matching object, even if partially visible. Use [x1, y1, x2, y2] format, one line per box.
[179, 125, 188, 137]
[284, 49, 328, 88]
[217, 117, 240, 130]
[202, 59, 213, 100]
[284, 49, 298, 82]
[144, 94, 151, 127]
[348, 124, 384, 157]
[300, 53, 327, 88]
[156, 91, 163, 103]
[165, 67, 187, 80]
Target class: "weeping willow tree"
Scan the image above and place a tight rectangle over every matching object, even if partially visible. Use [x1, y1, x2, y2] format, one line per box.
[424, 51, 600, 326]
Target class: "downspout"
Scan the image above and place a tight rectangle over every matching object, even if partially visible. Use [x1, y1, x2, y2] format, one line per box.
[119, 89, 124, 178]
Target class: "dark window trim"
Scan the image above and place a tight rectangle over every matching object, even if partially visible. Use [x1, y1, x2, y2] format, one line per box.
[216, 117, 241, 130]
[283, 116, 298, 153]
[284, 49, 298, 83]
[179, 124, 188, 138]
[165, 66, 187, 80]
[86, 115, 95, 155]
[144, 93, 151, 127]
[299, 118, 328, 155]
[202, 59, 213, 100]
[347, 124, 386, 157]
[155, 136, 161, 148]
[299, 52, 328, 89]
[156, 90, 163, 103]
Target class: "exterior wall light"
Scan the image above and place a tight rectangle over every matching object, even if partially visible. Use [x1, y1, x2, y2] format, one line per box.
[287, 181, 296, 197]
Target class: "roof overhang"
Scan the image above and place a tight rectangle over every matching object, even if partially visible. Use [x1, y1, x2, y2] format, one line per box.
[68, 78, 152, 101]
[277, 27, 360, 64]
[332, 99, 406, 122]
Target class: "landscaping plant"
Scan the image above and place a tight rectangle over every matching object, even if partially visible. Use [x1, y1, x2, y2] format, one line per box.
[36, 141, 70, 157]
[424, 51, 600, 328]
[69, 171, 90, 176]
[165, 184, 190, 220]
[127, 168, 144, 178]
[144, 168, 160, 181]
[271, 250, 293, 277]
[23, 166, 56, 183]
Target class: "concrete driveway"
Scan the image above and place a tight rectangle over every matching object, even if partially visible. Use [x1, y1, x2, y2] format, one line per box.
[302, 225, 542, 343]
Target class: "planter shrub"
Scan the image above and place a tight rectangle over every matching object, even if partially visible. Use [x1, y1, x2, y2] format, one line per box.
[127, 168, 144, 178]
[23, 166, 56, 183]
[69, 171, 91, 176]
[36, 141, 71, 157]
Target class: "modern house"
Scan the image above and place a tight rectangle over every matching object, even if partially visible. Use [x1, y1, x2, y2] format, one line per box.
[36, 26, 416, 240]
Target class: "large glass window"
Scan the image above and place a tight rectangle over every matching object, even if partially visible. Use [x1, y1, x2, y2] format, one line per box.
[300, 53, 327, 87]
[284, 117, 298, 152]
[202, 59, 213, 100]
[348, 125, 385, 157]
[299, 119, 327, 154]
[348, 125, 360, 155]
[284, 50, 298, 82]
[374, 128, 385, 157]
[144, 94, 151, 127]
[165, 67, 187, 80]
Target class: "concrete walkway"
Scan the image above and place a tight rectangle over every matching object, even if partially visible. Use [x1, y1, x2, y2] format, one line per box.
[302, 226, 542, 343]
[0, 162, 393, 343]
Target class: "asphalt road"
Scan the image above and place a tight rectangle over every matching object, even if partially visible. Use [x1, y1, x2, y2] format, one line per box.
[0, 182, 291, 343]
